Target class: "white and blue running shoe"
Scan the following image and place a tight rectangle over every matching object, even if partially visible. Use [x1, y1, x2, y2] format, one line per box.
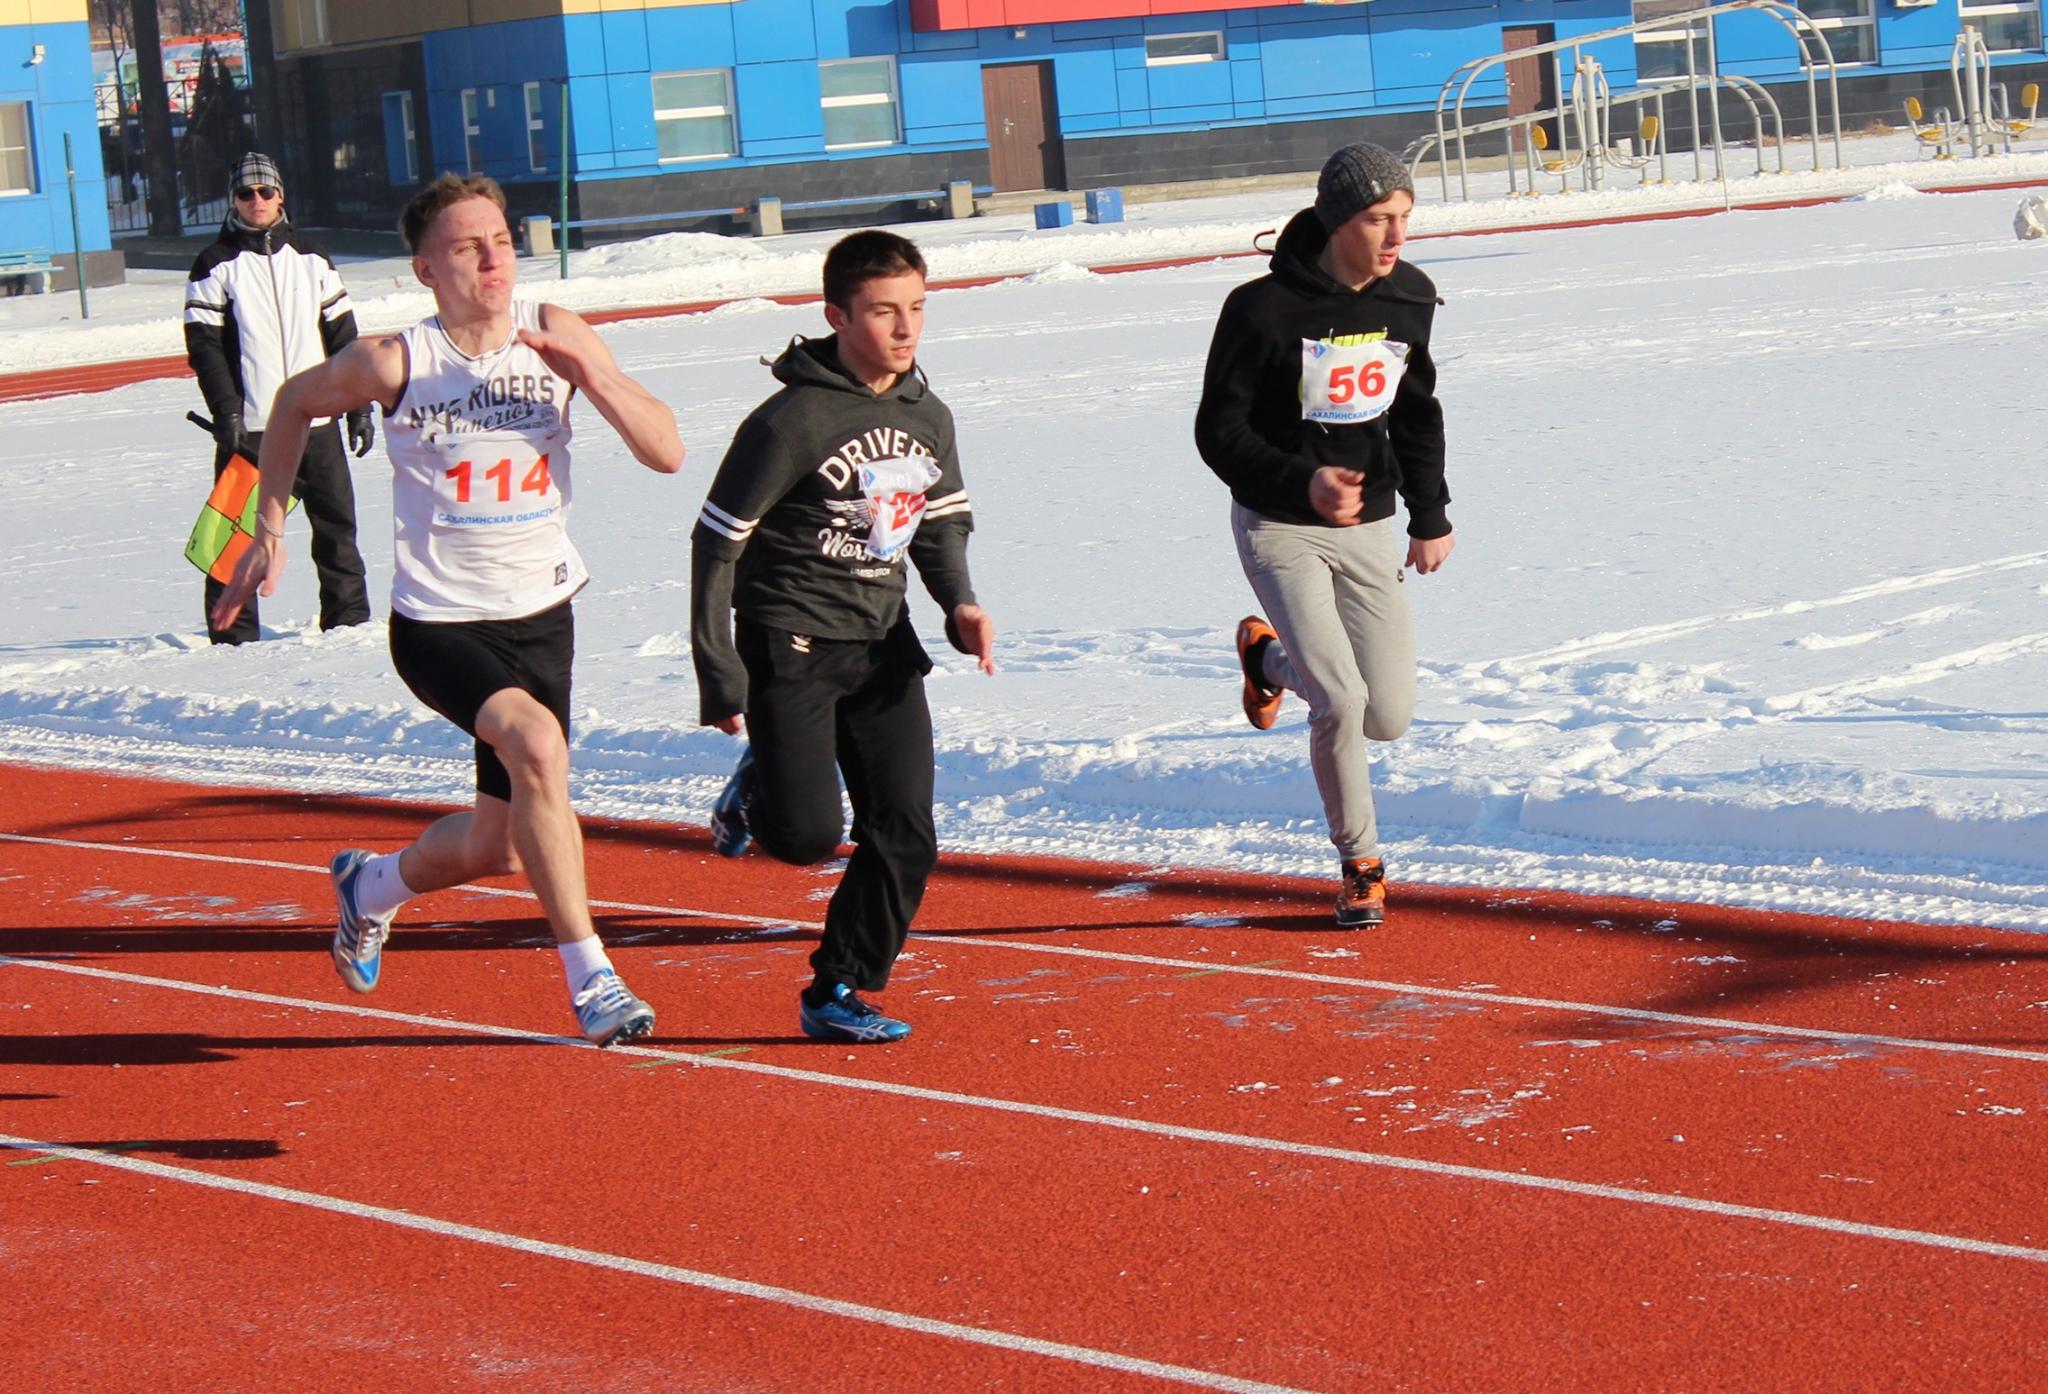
[710, 745, 755, 858]
[800, 983, 911, 1043]
[330, 848, 394, 994]
[574, 969, 656, 1048]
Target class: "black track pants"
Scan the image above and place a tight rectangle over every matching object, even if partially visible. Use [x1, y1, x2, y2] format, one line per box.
[738, 614, 937, 993]
[205, 422, 370, 644]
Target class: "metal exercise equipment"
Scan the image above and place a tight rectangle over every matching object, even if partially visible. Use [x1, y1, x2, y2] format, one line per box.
[1414, 1, 1844, 203]
[1904, 28, 2042, 160]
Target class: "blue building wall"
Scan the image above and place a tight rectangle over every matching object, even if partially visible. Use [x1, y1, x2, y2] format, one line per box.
[400, 0, 2045, 190]
[0, 17, 110, 262]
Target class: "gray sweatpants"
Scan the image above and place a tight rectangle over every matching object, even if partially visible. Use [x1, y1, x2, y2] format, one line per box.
[1231, 502, 1416, 862]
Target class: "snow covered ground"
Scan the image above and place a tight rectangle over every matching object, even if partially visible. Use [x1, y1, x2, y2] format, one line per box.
[3, 152, 2046, 931]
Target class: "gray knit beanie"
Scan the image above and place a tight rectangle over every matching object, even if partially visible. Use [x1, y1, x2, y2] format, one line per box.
[228, 151, 284, 201]
[1313, 142, 1413, 230]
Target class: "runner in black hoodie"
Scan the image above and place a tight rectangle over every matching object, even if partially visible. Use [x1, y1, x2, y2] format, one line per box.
[1196, 142, 1456, 929]
[692, 231, 995, 1044]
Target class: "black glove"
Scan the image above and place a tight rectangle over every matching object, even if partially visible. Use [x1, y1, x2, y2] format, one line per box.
[214, 406, 246, 456]
[345, 408, 376, 458]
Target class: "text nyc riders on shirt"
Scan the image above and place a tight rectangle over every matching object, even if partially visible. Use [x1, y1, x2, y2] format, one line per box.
[385, 301, 586, 622]
[690, 335, 975, 723]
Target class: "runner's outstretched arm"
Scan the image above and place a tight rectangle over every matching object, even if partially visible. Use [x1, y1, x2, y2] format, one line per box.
[528, 305, 683, 474]
[209, 336, 406, 632]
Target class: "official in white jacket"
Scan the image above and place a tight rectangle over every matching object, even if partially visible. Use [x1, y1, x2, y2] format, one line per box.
[184, 152, 372, 644]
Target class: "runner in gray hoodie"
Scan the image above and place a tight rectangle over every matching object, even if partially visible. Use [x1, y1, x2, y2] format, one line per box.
[691, 230, 995, 1043]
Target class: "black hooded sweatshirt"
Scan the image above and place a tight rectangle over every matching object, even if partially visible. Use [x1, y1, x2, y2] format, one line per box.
[690, 335, 976, 725]
[1194, 208, 1450, 538]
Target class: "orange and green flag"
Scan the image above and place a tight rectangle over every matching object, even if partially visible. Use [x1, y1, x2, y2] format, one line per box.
[183, 451, 296, 582]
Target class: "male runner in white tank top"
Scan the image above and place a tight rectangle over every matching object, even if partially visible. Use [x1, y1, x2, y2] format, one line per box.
[212, 173, 684, 1046]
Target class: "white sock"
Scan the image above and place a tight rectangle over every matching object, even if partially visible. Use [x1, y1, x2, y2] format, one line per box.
[354, 852, 415, 921]
[560, 936, 614, 995]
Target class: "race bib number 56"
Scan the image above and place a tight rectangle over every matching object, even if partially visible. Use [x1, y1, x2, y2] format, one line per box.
[1301, 337, 1410, 426]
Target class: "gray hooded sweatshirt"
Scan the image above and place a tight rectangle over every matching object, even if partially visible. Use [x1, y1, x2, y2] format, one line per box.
[690, 335, 976, 724]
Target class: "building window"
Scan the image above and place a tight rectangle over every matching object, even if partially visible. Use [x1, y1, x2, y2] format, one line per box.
[1796, 0, 1876, 66]
[1144, 32, 1225, 66]
[462, 88, 482, 173]
[382, 91, 417, 184]
[296, 0, 327, 47]
[524, 82, 549, 173]
[652, 69, 736, 161]
[1960, 0, 2044, 52]
[0, 103, 31, 195]
[1631, 0, 1708, 83]
[820, 58, 900, 150]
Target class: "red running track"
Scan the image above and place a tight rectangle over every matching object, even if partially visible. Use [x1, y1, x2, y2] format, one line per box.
[4, 761, 2047, 1392]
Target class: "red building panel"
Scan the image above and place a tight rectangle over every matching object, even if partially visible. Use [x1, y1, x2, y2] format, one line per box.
[908, 0, 973, 31]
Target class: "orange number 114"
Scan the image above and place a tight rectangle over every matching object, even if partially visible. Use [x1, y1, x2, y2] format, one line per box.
[445, 454, 553, 503]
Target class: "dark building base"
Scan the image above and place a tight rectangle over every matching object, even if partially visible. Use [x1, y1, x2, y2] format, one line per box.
[564, 149, 994, 244]
[1061, 111, 1447, 189]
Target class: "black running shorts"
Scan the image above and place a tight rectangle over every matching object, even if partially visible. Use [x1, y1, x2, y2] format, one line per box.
[387, 600, 574, 801]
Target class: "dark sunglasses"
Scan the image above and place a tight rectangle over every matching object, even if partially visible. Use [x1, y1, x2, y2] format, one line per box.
[234, 185, 278, 201]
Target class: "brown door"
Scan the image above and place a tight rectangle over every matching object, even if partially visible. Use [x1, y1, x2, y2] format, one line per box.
[981, 62, 1065, 193]
[1502, 25, 1558, 160]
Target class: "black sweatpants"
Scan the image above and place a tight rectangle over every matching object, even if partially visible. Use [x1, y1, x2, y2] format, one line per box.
[737, 614, 937, 994]
[205, 422, 370, 644]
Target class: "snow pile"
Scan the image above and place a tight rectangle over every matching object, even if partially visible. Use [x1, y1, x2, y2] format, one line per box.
[3, 173, 2047, 932]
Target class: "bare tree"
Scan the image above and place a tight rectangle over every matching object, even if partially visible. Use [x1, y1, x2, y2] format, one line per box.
[95, 0, 250, 230]
[89, 0, 129, 48]
[127, 0, 181, 236]
[94, 1, 242, 45]
[166, 0, 243, 37]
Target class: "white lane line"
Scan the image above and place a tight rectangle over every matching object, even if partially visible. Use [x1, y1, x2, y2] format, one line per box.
[9, 954, 2048, 1271]
[0, 831, 805, 929]
[929, 936, 2048, 1067]
[8, 830, 2046, 1067]
[0, 1133, 1316, 1394]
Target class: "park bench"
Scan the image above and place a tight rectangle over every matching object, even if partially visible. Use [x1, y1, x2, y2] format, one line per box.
[0, 247, 57, 295]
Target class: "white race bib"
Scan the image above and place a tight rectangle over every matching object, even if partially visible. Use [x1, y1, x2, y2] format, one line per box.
[432, 438, 564, 529]
[858, 455, 942, 561]
[1301, 338, 1410, 425]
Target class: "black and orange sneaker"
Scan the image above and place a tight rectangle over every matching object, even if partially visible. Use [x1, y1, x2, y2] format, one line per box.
[1236, 615, 1283, 730]
[1336, 857, 1387, 928]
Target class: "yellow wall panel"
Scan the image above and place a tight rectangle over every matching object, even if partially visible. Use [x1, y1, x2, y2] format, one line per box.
[0, 0, 89, 27]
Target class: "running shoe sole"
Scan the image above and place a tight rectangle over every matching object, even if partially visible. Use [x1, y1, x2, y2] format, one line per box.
[1237, 616, 1283, 730]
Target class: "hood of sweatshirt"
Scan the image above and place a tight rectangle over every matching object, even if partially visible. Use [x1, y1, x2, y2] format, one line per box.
[768, 333, 933, 404]
[1267, 207, 1439, 307]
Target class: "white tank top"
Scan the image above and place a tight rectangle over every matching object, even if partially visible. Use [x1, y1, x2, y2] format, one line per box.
[384, 300, 587, 622]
